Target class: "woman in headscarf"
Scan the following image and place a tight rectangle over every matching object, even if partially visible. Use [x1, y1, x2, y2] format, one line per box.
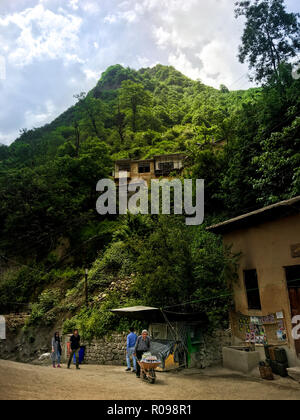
[51, 332, 62, 368]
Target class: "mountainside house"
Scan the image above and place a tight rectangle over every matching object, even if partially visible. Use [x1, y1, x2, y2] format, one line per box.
[208, 196, 300, 367]
[113, 153, 186, 186]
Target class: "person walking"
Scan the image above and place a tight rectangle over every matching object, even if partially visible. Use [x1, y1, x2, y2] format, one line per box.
[51, 332, 62, 368]
[67, 329, 81, 370]
[134, 330, 151, 378]
[125, 327, 137, 373]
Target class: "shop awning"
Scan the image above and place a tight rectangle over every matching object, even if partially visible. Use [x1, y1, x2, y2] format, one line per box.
[111, 306, 207, 323]
[111, 306, 162, 321]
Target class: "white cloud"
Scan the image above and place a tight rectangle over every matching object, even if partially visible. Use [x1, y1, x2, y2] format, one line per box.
[24, 100, 56, 128]
[0, 4, 82, 67]
[137, 56, 151, 67]
[104, 14, 117, 24]
[142, 0, 251, 88]
[81, 1, 101, 14]
[104, 10, 138, 24]
[69, 0, 79, 11]
[168, 51, 202, 81]
[0, 55, 6, 80]
[83, 69, 99, 81]
[0, 131, 19, 146]
[121, 10, 138, 22]
[196, 40, 243, 87]
[64, 54, 85, 65]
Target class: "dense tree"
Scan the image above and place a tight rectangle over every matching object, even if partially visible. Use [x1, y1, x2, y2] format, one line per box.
[235, 0, 300, 83]
[73, 92, 106, 140]
[119, 80, 152, 132]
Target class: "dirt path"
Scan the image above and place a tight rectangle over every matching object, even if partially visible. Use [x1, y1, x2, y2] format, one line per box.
[0, 360, 300, 400]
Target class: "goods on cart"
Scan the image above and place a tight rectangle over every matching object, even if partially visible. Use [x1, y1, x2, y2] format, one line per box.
[138, 353, 161, 384]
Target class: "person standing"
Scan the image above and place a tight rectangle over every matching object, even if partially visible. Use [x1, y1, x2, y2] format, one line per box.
[125, 327, 137, 373]
[67, 329, 81, 370]
[134, 330, 151, 378]
[51, 332, 62, 368]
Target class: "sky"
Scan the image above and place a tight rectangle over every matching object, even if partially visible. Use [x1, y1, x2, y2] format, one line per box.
[0, 0, 299, 145]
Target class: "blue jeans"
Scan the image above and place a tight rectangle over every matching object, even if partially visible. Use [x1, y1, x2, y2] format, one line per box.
[51, 351, 61, 365]
[126, 347, 137, 370]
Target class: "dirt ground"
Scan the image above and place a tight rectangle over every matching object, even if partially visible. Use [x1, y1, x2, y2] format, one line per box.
[1, 359, 300, 400]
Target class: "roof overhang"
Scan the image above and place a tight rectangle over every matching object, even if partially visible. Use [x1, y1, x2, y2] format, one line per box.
[152, 153, 186, 159]
[111, 306, 208, 323]
[111, 306, 162, 322]
[207, 196, 300, 235]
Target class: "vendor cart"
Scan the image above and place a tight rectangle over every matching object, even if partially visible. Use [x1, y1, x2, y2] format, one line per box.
[138, 361, 161, 384]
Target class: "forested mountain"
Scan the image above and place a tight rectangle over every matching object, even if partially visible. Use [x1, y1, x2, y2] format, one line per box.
[0, 61, 299, 338]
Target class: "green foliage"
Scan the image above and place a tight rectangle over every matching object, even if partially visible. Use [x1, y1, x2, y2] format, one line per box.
[0, 265, 82, 314]
[133, 216, 194, 307]
[87, 241, 136, 292]
[63, 293, 143, 341]
[0, 54, 299, 338]
[27, 288, 61, 326]
[252, 116, 300, 204]
[119, 80, 152, 132]
[62, 318, 78, 335]
[235, 0, 300, 83]
[220, 66, 300, 212]
[129, 216, 239, 326]
[0, 266, 46, 313]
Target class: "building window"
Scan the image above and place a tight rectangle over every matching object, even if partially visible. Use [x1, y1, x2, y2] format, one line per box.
[158, 162, 174, 174]
[138, 163, 150, 173]
[244, 269, 261, 310]
[118, 163, 130, 172]
[286, 265, 300, 288]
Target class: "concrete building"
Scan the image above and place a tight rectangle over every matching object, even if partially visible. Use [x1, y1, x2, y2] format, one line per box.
[208, 196, 300, 367]
[113, 153, 186, 186]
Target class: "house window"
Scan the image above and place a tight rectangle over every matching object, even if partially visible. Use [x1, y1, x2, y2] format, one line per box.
[158, 162, 174, 173]
[138, 163, 150, 173]
[286, 265, 300, 288]
[118, 163, 130, 172]
[244, 269, 261, 310]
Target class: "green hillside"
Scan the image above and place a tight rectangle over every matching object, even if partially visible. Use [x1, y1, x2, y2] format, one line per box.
[0, 63, 299, 339]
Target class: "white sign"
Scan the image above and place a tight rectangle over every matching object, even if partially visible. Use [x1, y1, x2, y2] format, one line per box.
[0, 316, 6, 340]
[276, 311, 284, 319]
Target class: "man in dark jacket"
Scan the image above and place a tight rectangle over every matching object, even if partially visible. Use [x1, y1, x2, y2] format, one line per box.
[67, 329, 81, 370]
[134, 330, 151, 378]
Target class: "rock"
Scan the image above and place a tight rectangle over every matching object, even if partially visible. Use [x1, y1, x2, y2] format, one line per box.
[39, 353, 51, 361]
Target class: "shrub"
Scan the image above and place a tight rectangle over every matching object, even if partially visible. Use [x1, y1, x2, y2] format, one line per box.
[26, 288, 61, 326]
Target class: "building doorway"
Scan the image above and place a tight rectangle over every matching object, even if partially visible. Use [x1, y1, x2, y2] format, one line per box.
[286, 265, 300, 357]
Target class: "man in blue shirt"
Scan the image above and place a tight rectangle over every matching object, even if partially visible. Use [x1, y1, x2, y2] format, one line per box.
[126, 327, 137, 372]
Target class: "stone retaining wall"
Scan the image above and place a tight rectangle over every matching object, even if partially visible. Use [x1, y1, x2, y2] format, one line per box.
[0, 320, 232, 369]
[84, 332, 127, 366]
[83, 329, 232, 368]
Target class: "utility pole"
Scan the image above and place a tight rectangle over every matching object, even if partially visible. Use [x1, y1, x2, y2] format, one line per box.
[85, 268, 89, 307]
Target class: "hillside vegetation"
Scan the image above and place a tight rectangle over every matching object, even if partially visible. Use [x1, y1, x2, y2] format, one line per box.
[0, 59, 299, 338]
